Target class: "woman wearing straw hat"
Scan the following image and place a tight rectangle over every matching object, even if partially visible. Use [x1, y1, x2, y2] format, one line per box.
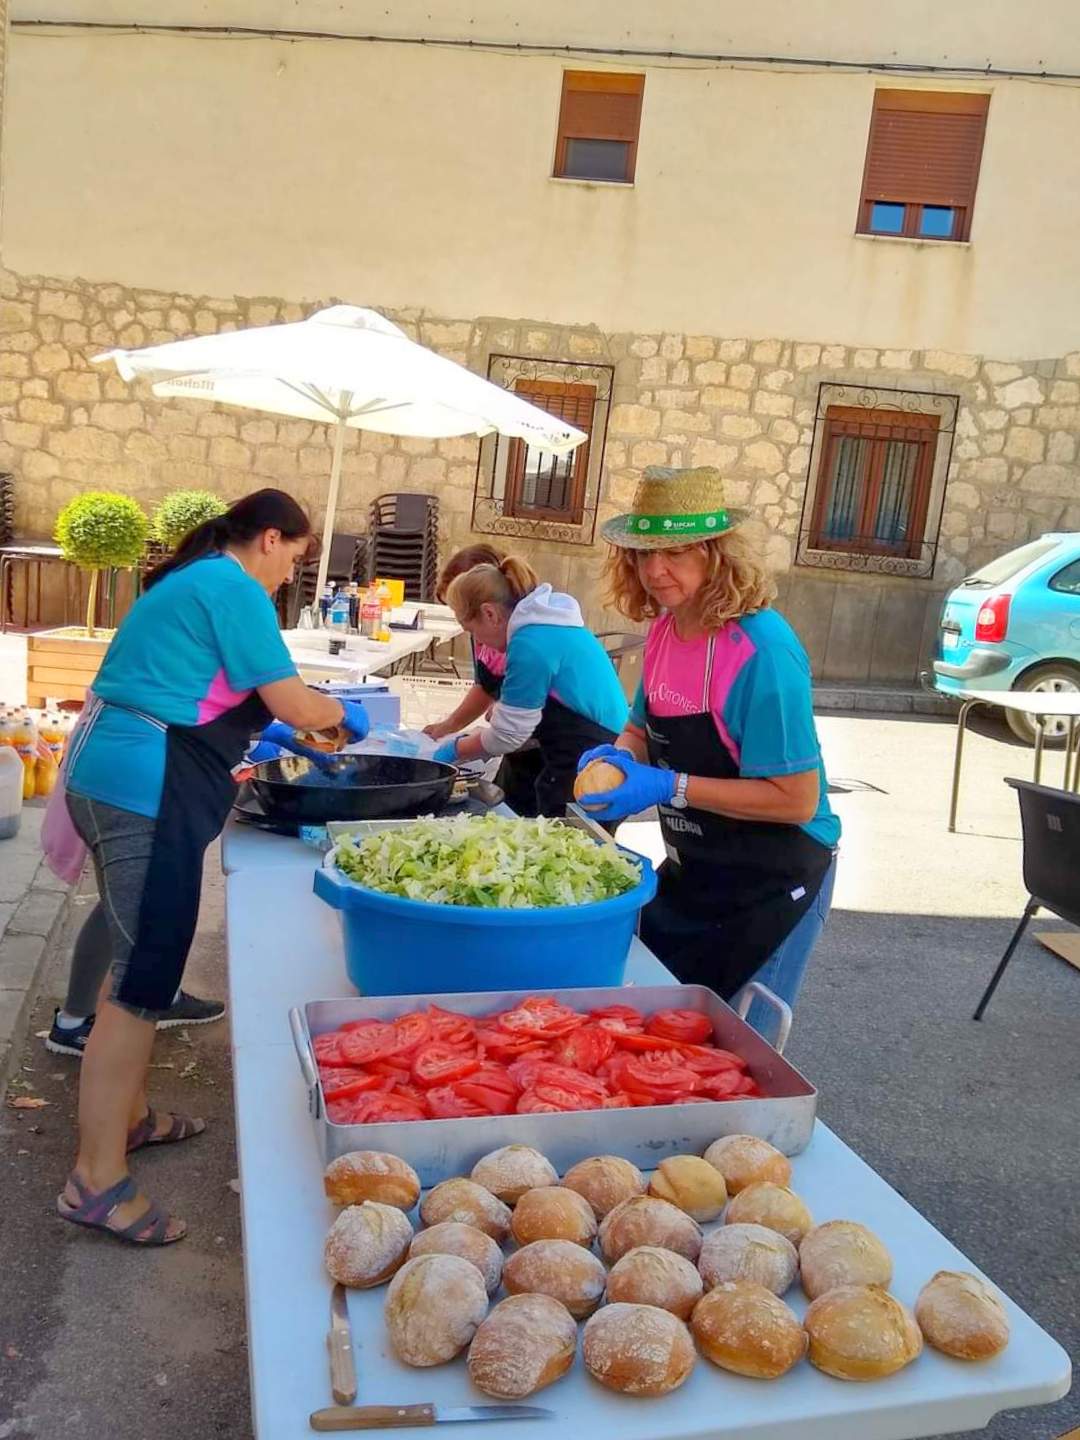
[576, 466, 839, 1026]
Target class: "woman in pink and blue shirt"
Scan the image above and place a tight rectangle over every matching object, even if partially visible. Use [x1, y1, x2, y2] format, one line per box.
[577, 466, 839, 1033]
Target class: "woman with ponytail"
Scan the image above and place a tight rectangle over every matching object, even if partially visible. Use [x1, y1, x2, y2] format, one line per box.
[54, 487, 369, 1247]
[436, 555, 627, 816]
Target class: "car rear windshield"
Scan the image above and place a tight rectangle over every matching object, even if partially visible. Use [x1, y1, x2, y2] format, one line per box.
[961, 538, 1061, 587]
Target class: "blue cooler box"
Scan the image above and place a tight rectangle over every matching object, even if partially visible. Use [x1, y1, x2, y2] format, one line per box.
[313, 847, 657, 996]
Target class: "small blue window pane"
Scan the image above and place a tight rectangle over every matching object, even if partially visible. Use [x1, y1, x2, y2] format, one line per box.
[920, 206, 956, 238]
[870, 202, 906, 234]
[562, 138, 630, 182]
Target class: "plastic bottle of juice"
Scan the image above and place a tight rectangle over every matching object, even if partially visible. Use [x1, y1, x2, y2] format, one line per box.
[12, 710, 37, 801]
[376, 579, 393, 642]
[36, 712, 66, 796]
[360, 587, 381, 640]
[0, 708, 15, 751]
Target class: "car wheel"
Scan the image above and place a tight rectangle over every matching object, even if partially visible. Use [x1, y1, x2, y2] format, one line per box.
[1005, 663, 1080, 747]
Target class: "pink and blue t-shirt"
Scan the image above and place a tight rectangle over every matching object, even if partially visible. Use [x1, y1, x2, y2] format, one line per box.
[67, 553, 297, 818]
[630, 608, 839, 849]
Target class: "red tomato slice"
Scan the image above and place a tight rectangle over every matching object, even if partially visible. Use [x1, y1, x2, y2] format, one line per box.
[349, 1092, 428, 1124]
[312, 1032, 347, 1066]
[698, 1069, 744, 1099]
[339, 1018, 387, 1034]
[552, 1026, 616, 1074]
[467, 1063, 520, 1097]
[515, 1090, 564, 1115]
[646, 1008, 714, 1045]
[518, 1062, 608, 1103]
[621, 1054, 700, 1099]
[475, 1025, 552, 1061]
[424, 1084, 487, 1119]
[368, 1057, 414, 1079]
[411, 1042, 481, 1088]
[339, 1020, 408, 1066]
[426, 1006, 477, 1048]
[391, 1011, 432, 1054]
[602, 1092, 636, 1109]
[614, 1030, 686, 1052]
[455, 1081, 515, 1115]
[679, 1045, 749, 1075]
[588, 1004, 645, 1034]
[532, 1081, 602, 1112]
[325, 1096, 357, 1124]
[319, 1068, 386, 1102]
[497, 1001, 584, 1039]
[390, 1082, 429, 1108]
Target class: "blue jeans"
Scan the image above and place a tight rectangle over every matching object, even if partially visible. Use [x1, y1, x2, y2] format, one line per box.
[742, 854, 837, 1042]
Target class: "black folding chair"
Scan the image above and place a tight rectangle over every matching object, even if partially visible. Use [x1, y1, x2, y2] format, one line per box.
[973, 777, 1080, 1019]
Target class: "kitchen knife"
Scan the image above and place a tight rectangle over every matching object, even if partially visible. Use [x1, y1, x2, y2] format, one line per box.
[310, 1403, 553, 1431]
[327, 1285, 358, 1406]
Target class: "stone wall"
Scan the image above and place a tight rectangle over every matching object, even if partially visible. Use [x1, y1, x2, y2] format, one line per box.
[2, 265, 1078, 681]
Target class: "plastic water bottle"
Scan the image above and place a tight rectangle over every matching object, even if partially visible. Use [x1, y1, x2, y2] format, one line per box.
[319, 585, 335, 624]
[329, 590, 351, 636]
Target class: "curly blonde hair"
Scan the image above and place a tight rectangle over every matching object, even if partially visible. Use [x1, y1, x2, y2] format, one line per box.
[604, 527, 777, 629]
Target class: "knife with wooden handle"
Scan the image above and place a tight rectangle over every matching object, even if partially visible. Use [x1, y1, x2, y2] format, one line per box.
[310, 1404, 553, 1431]
[327, 1285, 358, 1406]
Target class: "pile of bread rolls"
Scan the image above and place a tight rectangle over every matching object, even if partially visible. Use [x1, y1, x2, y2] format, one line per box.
[321, 1135, 1010, 1403]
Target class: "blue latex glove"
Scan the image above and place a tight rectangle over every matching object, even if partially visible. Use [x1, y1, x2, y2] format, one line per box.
[433, 736, 461, 765]
[340, 699, 370, 742]
[577, 743, 635, 773]
[253, 720, 333, 766]
[246, 737, 287, 765]
[576, 753, 676, 822]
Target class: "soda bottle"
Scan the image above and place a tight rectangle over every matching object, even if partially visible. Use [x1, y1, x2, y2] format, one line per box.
[12, 710, 37, 801]
[360, 587, 381, 639]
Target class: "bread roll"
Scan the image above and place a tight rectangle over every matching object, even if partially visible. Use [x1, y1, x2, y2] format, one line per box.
[805, 1284, 923, 1381]
[800, 1221, 893, 1300]
[408, 1222, 504, 1295]
[915, 1271, 1010, 1360]
[420, 1178, 512, 1243]
[583, 1303, 696, 1396]
[470, 1146, 558, 1205]
[699, 1223, 799, 1296]
[606, 1246, 704, 1320]
[600, 1196, 703, 1264]
[324, 1201, 414, 1288]
[726, 1182, 812, 1246]
[324, 1151, 421, 1211]
[384, 1253, 489, 1367]
[503, 1239, 608, 1319]
[703, 1135, 792, 1194]
[573, 759, 626, 812]
[468, 1295, 577, 1398]
[649, 1155, 728, 1222]
[692, 1282, 808, 1378]
[511, 1186, 598, 1248]
[295, 724, 349, 752]
[562, 1155, 646, 1219]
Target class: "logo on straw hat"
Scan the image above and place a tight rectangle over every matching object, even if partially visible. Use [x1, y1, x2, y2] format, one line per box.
[600, 465, 749, 550]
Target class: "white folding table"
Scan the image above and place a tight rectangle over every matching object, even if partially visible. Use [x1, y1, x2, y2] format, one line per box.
[948, 688, 1080, 831]
[225, 865, 1071, 1440]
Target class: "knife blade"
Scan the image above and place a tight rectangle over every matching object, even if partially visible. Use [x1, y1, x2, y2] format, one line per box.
[309, 1403, 553, 1432]
[327, 1285, 358, 1406]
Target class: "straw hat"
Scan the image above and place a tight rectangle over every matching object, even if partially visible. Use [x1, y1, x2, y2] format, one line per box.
[601, 466, 749, 550]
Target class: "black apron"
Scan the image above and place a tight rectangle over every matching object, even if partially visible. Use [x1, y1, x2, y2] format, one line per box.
[639, 635, 832, 1001]
[120, 689, 271, 1012]
[500, 695, 617, 819]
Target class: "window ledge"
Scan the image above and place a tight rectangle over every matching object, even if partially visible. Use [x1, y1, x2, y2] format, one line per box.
[855, 232, 972, 251]
[549, 174, 634, 190]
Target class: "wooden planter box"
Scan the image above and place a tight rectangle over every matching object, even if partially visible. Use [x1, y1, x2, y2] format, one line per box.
[26, 626, 114, 708]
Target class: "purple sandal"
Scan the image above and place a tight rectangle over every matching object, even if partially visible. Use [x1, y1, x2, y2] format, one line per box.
[126, 1107, 206, 1154]
[56, 1173, 185, 1246]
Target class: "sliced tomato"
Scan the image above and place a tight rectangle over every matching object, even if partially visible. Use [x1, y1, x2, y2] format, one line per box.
[475, 1025, 552, 1061]
[455, 1081, 515, 1115]
[646, 1008, 714, 1045]
[497, 996, 586, 1039]
[426, 1005, 477, 1048]
[368, 1057, 414, 1079]
[698, 1069, 744, 1099]
[390, 1082, 429, 1108]
[552, 1025, 616, 1074]
[588, 1004, 645, 1034]
[467, 1063, 520, 1097]
[515, 1090, 564, 1114]
[326, 1096, 358, 1124]
[319, 1067, 386, 1102]
[513, 1062, 608, 1104]
[602, 1091, 636, 1108]
[614, 1030, 686, 1052]
[679, 1044, 749, 1075]
[339, 1020, 409, 1066]
[620, 1054, 700, 1100]
[391, 1011, 432, 1055]
[412, 1042, 481, 1088]
[349, 1092, 428, 1124]
[339, 1018, 388, 1034]
[312, 1032, 347, 1066]
[425, 1084, 487, 1119]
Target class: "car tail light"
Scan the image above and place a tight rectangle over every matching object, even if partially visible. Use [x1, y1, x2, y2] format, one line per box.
[975, 594, 1011, 643]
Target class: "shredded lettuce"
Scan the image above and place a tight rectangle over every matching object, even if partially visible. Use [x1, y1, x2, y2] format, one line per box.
[333, 815, 641, 908]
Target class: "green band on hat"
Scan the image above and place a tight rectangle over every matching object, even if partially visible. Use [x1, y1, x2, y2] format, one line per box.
[626, 509, 730, 537]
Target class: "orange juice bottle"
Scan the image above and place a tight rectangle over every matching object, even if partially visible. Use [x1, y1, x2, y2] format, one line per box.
[35, 712, 65, 796]
[12, 710, 37, 801]
[39, 711, 67, 767]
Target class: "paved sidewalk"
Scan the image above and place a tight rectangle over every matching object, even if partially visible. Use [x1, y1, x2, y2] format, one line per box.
[0, 803, 72, 1098]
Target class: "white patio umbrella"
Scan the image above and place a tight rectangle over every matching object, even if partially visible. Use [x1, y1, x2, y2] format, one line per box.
[95, 306, 587, 597]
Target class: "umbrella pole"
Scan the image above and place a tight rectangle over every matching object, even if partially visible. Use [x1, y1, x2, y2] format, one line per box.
[314, 403, 351, 600]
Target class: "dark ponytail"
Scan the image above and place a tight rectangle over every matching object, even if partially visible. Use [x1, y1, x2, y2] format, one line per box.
[144, 488, 317, 590]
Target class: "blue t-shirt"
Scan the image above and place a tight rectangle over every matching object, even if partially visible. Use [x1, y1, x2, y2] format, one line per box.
[67, 553, 297, 817]
[630, 608, 839, 849]
[502, 625, 628, 737]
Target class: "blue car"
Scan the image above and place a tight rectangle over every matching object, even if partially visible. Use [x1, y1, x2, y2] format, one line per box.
[932, 532, 1080, 744]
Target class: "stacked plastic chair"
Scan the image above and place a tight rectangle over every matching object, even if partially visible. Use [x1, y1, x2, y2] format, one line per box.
[0, 473, 13, 545]
[367, 493, 440, 602]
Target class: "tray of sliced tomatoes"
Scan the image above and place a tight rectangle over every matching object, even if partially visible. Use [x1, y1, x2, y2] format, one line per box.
[290, 986, 816, 1185]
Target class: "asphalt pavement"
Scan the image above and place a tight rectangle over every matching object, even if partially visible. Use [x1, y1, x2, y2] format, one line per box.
[0, 708, 1077, 1440]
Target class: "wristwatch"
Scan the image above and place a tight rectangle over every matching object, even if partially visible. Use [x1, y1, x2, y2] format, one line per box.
[670, 772, 690, 810]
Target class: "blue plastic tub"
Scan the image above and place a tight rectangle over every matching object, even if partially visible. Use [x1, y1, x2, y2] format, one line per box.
[313, 845, 657, 996]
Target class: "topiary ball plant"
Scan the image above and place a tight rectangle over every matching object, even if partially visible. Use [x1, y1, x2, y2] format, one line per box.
[151, 488, 227, 551]
[55, 490, 149, 637]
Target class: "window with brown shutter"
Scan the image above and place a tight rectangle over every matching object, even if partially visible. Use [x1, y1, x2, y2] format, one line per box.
[504, 378, 596, 525]
[554, 71, 645, 184]
[857, 90, 989, 242]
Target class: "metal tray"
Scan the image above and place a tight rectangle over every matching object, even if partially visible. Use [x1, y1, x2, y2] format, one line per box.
[289, 983, 817, 1185]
